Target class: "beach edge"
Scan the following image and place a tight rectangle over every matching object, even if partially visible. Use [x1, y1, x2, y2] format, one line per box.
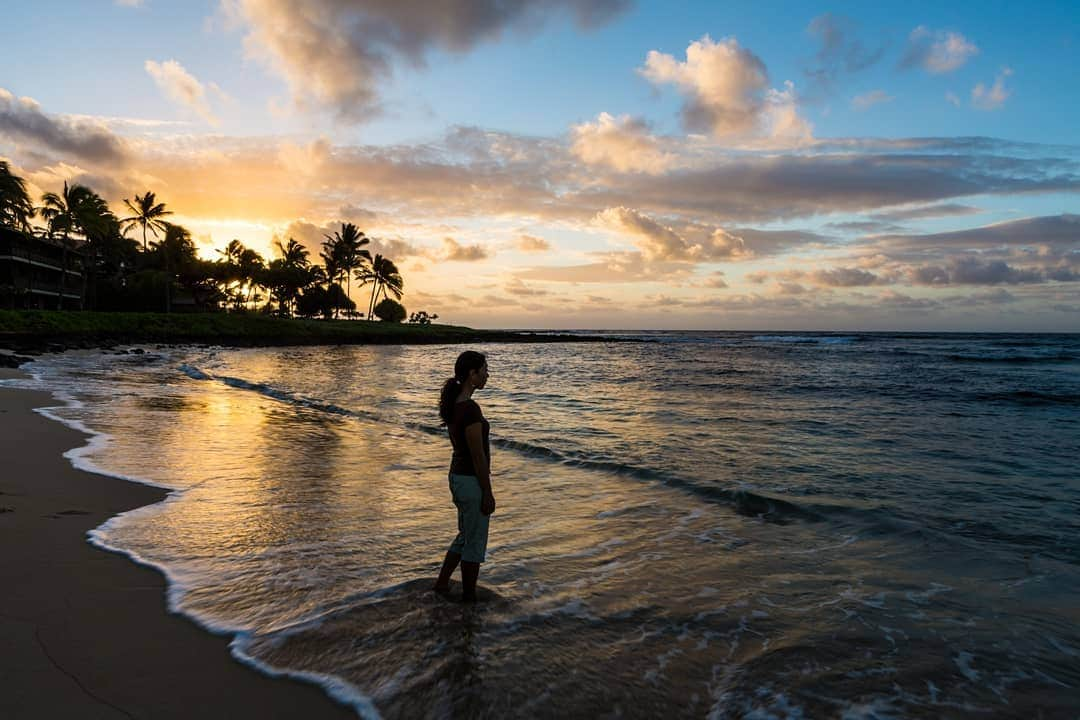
[0, 368, 360, 719]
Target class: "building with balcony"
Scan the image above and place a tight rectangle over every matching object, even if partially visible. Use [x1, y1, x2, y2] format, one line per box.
[0, 225, 85, 310]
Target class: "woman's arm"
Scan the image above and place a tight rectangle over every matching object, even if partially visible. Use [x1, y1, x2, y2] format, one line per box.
[464, 422, 495, 515]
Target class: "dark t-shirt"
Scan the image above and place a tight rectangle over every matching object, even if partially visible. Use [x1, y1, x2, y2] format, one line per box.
[449, 399, 490, 476]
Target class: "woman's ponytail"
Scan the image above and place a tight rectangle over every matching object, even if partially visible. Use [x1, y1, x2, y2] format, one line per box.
[438, 377, 460, 425]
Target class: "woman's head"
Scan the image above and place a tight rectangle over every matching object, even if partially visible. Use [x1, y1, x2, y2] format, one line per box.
[454, 350, 488, 388]
[438, 350, 488, 425]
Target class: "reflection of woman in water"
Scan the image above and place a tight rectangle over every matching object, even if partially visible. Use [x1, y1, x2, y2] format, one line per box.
[433, 351, 495, 602]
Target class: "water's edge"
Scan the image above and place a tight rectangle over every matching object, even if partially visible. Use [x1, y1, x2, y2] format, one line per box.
[11, 372, 376, 719]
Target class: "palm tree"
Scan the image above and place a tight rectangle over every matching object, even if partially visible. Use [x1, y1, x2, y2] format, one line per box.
[264, 238, 312, 316]
[120, 191, 172, 252]
[39, 182, 113, 309]
[152, 223, 197, 313]
[276, 237, 310, 269]
[217, 239, 246, 309]
[321, 223, 370, 317]
[359, 254, 404, 321]
[237, 247, 265, 307]
[0, 161, 34, 231]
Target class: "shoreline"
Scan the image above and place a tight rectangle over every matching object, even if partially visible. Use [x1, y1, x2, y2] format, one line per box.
[0, 368, 359, 719]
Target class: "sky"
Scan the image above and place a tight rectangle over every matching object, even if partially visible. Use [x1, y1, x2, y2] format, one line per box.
[1, 0, 1078, 331]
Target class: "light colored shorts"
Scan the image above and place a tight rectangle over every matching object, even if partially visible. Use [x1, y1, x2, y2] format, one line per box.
[447, 473, 490, 563]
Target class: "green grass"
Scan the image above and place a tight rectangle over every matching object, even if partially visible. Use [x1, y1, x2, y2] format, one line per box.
[0, 310, 510, 346]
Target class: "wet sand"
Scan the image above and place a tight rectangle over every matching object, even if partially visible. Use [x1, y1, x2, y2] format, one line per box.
[0, 368, 356, 719]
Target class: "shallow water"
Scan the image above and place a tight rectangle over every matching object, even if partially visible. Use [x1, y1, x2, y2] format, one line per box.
[12, 332, 1080, 718]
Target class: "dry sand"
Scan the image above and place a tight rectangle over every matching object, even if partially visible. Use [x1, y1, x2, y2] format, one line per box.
[0, 368, 357, 719]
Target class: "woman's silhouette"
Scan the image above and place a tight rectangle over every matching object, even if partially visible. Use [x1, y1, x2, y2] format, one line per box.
[433, 351, 495, 602]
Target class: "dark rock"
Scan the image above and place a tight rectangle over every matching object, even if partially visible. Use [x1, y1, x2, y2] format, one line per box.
[0, 354, 33, 368]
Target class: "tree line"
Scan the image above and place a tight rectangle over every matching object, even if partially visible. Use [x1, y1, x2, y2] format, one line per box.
[0, 160, 430, 321]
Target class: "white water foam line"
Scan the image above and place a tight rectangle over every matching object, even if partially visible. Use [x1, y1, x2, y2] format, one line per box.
[19, 370, 383, 720]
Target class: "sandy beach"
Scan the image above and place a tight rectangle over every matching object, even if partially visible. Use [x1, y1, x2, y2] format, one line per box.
[0, 368, 355, 719]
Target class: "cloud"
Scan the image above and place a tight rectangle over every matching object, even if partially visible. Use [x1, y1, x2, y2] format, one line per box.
[908, 257, 1051, 285]
[226, 0, 631, 120]
[901, 26, 978, 74]
[595, 206, 750, 261]
[505, 278, 549, 296]
[805, 14, 884, 90]
[115, 0, 144, 6]
[639, 35, 812, 144]
[876, 289, 942, 310]
[442, 237, 491, 261]
[580, 145, 1080, 224]
[871, 203, 981, 221]
[517, 251, 695, 283]
[947, 288, 1017, 306]
[570, 112, 676, 174]
[515, 234, 551, 252]
[144, 60, 220, 125]
[699, 271, 728, 288]
[810, 266, 888, 287]
[945, 91, 962, 107]
[0, 88, 128, 164]
[876, 214, 1080, 256]
[746, 265, 891, 288]
[861, 215, 1080, 285]
[972, 68, 1013, 111]
[851, 89, 893, 111]
[825, 219, 905, 235]
[278, 137, 332, 176]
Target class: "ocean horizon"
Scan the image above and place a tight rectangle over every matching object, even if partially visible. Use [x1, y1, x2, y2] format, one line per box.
[8, 330, 1080, 718]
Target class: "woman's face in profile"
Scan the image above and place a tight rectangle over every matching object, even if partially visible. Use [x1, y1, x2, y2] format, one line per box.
[471, 363, 489, 390]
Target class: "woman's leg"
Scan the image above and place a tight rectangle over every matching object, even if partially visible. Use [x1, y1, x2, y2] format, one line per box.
[433, 550, 461, 592]
[460, 561, 480, 602]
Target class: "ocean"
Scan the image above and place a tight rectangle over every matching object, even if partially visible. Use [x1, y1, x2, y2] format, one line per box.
[9, 332, 1080, 718]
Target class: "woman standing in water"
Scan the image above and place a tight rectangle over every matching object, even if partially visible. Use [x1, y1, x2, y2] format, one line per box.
[433, 351, 495, 602]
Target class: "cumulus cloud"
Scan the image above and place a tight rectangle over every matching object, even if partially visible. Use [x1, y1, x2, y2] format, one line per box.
[442, 237, 491, 261]
[145, 60, 220, 125]
[851, 89, 893, 111]
[595, 206, 749, 261]
[805, 14, 884, 90]
[515, 234, 551, 252]
[901, 26, 978, 74]
[570, 112, 676, 174]
[639, 35, 812, 144]
[225, 0, 630, 120]
[972, 68, 1013, 111]
[0, 88, 128, 164]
